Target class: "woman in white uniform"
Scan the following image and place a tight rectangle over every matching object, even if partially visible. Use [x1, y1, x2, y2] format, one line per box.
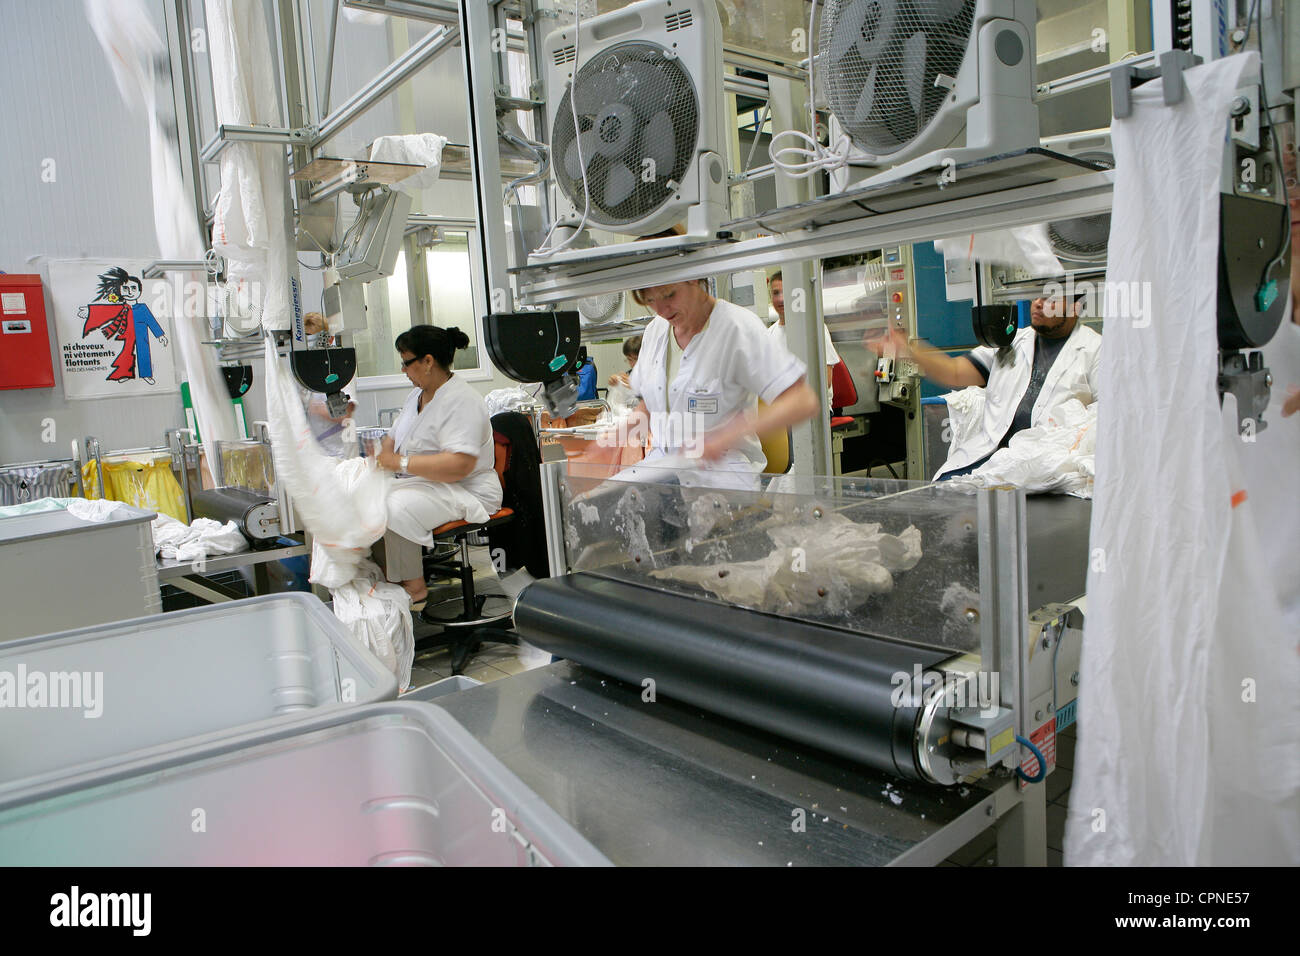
[372, 325, 503, 605]
[621, 278, 820, 489]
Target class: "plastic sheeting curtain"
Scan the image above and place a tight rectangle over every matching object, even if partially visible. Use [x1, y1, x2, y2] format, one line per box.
[85, 0, 240, 474]
[205, 0, 295, 333]
[1066, 52, 1299, 866]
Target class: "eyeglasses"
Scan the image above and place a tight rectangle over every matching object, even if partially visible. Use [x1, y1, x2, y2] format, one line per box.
[401, 355, 423, 368]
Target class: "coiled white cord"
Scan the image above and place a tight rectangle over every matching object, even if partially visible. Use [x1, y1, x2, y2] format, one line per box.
[767, 0, 853, 179]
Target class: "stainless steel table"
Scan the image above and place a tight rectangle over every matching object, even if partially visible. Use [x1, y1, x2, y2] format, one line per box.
[156, 538, 309, 603]
[435, 661, 1038, 866]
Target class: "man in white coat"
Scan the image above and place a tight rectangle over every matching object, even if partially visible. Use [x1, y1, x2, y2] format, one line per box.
[872, 295, 1102, 480]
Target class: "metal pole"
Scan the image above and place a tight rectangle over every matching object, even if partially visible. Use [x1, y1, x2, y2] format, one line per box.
[768, 73, 831, 478]
[295, 0, 320, 127]
[163, 0, 208, 246]
[321, 0, 341, 115]
[458, 1, 512, 313]
[314, 24, 459, 146]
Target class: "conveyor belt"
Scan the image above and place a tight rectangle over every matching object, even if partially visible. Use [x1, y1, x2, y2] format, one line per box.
[433, 661, 1001, 866]
[513, 573, 952, 780]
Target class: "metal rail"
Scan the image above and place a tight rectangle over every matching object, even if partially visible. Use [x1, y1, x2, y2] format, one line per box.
[517, 170, 1116, 305]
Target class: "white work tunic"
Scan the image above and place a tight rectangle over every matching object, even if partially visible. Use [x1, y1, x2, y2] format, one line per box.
[936, 322, 1102, 479]
[767, 319, 840, 404]
[766, 315, 841, 367]
[386, 375, 503, 539]
[627, 298, 805, 485]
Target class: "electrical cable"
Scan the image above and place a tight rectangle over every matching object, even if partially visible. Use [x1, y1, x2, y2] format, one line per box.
[501, 122, 551, 209]
[531, 0, 594, 258]
[1014, 733, 1047, 783]
[767, 0, 853, 179]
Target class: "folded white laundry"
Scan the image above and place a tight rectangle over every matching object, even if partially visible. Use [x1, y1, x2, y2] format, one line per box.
[150, 513, 248, 561]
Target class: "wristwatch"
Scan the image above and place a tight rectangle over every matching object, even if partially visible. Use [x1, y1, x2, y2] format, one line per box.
[399, 454, 409, 473]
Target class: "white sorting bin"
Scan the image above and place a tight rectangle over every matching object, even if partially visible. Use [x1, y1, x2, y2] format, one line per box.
[0, 593, 398, 791]
[0, 702, 610, 866]
[0, 502, 160, 641]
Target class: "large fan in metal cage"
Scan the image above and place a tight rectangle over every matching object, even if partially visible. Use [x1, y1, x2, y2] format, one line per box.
[1048, 151, 1114, 266]
[822, 0, 976, 159]
[539, 0, 727, 250]
[576, 290, 624, 325]
[552, 43, 701, 228]
[818, 0, 1038, 174]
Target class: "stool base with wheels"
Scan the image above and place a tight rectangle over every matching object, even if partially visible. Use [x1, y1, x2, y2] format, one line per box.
[418, 510, 516, 675]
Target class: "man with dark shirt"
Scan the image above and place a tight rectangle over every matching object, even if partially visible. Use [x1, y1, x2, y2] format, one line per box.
[870, 295, 1102, 480]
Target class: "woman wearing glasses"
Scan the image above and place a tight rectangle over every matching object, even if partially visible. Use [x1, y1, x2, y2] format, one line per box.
[371, 325, 502, 607]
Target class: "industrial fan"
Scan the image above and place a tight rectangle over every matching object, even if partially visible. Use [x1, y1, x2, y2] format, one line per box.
[576, 290, 625, 326]
[819, 0, 1039, 179]
[538, 0, 728, 255]
[1041, 132, 1115, 269]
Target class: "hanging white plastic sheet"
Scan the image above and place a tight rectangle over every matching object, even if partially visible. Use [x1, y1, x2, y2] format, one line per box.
[1066, 52, 1299, 866]
[85, 0, 240, 467]
[206, 0, 295, 332]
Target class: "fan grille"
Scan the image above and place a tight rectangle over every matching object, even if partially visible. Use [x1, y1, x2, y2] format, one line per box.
[1049, 152, 1114, 262]
[577, 291, 623, 323]
[820, 0, 976, 157]
[1048, 215, 1110, 262]
[552, 41, 700, 227]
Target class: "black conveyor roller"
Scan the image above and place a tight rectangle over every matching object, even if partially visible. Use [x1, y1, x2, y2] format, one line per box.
[513, 573, 952, 781]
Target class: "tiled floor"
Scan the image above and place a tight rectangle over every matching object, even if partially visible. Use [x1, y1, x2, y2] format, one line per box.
[404, 563, 526, 691]
[407, 640, 528, 689]
[942, 721, 1078, 867]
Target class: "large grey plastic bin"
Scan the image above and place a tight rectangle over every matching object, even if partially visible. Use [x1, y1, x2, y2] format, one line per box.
[0, 593, 397, 791]
[0, 502, 160, 640]
[0, 702, 611, 866]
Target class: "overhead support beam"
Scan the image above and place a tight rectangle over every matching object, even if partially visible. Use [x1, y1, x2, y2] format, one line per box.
[724, 73, 770, 99]
[517, 171, 1115, 305]
[343, 0, 460, 24]
[200, 125, 314, 163]
[1037, 50, 1156, 99]
[313, 23, 459, 146]
[143, 260, 212, 279]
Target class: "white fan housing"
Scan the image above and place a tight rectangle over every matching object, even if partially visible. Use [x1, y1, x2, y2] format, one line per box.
[821, 0, 1040, 184]
[576, 290, 625, 325]
[541, 0, 728, 242]
[1040, 130, 1114, 269]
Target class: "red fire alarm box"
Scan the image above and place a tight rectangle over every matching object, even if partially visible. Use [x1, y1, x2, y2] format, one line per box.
[0, 274, 56, 389]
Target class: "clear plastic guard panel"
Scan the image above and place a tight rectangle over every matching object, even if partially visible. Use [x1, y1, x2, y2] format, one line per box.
[217, 440, 276, 495]
[559, 461, 983, 654]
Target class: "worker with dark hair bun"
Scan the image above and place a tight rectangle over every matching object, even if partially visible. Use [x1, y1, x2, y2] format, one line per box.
[372, 325, 501, 607]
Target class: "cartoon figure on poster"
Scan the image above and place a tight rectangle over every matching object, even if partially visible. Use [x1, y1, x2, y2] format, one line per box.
[76, 267, 169, 384]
